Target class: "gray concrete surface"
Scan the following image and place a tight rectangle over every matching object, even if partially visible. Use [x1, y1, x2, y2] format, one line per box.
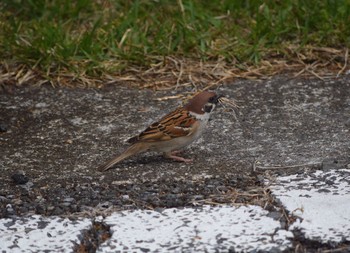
[1, 75, 350, 251]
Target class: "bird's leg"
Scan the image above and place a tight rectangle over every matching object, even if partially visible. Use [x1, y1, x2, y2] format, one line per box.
[170, 150, 182, 155]
[164, 151, 193, 163]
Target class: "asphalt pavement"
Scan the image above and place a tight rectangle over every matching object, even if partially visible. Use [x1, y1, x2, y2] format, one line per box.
[1, 75, 349, 252]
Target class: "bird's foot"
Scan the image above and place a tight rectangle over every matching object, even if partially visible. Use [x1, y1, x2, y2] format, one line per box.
[164, 151, 193, 163]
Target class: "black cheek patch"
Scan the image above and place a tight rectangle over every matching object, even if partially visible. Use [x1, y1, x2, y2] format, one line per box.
[204, 104, 213, 113]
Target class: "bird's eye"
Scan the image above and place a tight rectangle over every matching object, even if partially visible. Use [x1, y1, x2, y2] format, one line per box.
[208, 96, 216, 103]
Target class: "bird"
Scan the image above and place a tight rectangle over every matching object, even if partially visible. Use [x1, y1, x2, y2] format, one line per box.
[98, 91, 222, 171]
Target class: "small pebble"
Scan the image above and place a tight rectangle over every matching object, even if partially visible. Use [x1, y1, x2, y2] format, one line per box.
[0, 196, 8, 202]
[11, 173, 29, 185]
[122, 194, 130, 200]
[192, 195, 204, 200]
[0, 123, 8, 132]
[63, 197, 75, 203]
[6, 204, 14, 214]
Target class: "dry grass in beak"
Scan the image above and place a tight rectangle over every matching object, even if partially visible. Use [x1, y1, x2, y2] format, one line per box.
[218, 96, 240, 121]
[218, 97, 239, 109]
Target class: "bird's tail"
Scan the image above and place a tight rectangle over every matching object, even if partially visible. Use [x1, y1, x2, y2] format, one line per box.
[98, 143, 149, 172]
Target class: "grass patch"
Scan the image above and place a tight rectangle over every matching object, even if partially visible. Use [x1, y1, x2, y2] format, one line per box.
[1, 0, 349, 87]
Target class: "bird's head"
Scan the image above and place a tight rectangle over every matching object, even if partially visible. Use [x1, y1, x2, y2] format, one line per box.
[185, 91, 223, 115]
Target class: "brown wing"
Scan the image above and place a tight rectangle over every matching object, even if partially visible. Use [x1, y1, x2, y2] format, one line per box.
[128, 108, 197, 143]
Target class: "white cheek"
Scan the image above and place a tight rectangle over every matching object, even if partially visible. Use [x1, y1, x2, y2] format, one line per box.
[189, 111, 210, 121]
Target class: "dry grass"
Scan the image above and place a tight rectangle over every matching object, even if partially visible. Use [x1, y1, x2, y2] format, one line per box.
[1, 46, 348, 91]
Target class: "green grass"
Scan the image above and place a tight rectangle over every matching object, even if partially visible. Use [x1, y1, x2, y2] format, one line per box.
[1, 0, 349, 79]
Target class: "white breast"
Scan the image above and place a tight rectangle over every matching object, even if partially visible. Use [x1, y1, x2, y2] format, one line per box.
[190, 111, 211, 139]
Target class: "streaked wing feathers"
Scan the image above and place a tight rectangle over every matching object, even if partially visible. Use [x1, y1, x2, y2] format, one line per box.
[128, 108, 197, 143]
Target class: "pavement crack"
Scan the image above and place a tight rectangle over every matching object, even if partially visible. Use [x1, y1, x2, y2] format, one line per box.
[256, 170, 350, 253]
[74, 219, 112, 253]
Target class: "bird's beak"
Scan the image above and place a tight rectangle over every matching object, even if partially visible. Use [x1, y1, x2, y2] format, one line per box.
[215, 94, 224, 104]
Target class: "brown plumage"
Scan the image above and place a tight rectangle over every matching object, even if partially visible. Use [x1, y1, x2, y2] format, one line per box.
[98, 91, 221, 171]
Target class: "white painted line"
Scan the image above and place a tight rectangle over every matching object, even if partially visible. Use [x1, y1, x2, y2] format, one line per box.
[0, 215, 91, 253]
[98, 205, 293, 252]
[5, 169, 348, 252]
[270, 169, 350, 244]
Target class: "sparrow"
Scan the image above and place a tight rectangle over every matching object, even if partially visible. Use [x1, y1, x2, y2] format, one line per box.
[98, 91, 222, 171]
